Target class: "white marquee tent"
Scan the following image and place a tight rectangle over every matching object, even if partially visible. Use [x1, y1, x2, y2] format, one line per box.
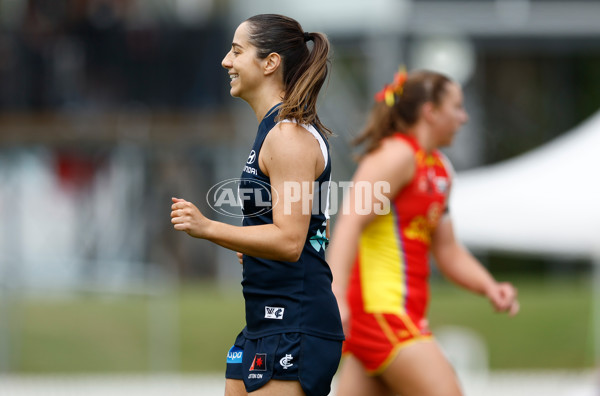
[450, 110, 600, 259]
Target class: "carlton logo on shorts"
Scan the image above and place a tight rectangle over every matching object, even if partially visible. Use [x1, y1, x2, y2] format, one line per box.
[249, 353, 267, 371]
[226, 346, 243, 364]
[279, 353, 294, 369]
[264, 306, 284, 319]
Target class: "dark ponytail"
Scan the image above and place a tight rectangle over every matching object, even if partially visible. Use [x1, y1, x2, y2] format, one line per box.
[245, 14, 332, 135]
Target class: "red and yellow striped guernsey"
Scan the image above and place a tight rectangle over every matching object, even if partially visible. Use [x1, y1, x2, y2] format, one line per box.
[344, 133, 453, 373]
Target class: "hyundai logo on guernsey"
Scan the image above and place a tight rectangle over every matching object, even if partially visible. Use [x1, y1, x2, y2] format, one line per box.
[244, 150, 257, 175]
[264, 306, 284, 319]
[247, 150, 256, 164]
[206, 178, 277, 219]
[227, 346, 243, 364]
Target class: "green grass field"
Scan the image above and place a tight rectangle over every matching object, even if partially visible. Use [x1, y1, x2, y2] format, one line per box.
[4, 274, 594, 373]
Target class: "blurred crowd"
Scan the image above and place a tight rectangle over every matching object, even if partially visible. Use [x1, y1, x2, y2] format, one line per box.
[0, 0, 226, 111]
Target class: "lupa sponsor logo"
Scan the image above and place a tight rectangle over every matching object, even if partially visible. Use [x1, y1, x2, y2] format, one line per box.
[227, 346, 243, 364]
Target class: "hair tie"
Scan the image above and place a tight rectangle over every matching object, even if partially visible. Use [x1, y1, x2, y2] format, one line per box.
[374, 66, 408, 107]
[303, 32, 312, 42]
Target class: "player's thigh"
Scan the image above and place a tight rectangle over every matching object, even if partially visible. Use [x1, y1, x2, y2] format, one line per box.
[379, 340, 463, 396]
[248, 379, 305, 396]
[335, 355, 392, 396]
[225, 378, 247, 396]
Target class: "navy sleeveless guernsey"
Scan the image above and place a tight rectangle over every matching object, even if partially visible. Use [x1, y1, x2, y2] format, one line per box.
[238, 104, 344, 341]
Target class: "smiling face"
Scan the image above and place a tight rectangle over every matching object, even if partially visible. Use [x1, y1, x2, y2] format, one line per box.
[430, 82, 469, 147]
[221, 22, 265, 101]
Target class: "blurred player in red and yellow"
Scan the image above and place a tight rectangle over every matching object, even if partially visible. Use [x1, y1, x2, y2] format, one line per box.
[328, 68, 520, 396]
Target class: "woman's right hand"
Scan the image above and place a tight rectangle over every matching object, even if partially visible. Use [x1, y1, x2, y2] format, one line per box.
[171, 197, 211, 239]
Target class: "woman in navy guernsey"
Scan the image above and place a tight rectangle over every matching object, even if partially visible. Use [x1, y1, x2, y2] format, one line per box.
[170, 14, 344, 396]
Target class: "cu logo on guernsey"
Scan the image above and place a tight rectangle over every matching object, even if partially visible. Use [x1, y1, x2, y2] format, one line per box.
[206, 178, 278, 219]
[264, 306, 284, 319]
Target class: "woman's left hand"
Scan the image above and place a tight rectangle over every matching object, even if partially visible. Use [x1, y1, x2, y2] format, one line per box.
[486, 282, 520, 316]
[171, 197, 211, 239]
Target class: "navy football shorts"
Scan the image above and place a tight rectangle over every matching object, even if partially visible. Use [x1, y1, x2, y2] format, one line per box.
[225, 331, 342, 396]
